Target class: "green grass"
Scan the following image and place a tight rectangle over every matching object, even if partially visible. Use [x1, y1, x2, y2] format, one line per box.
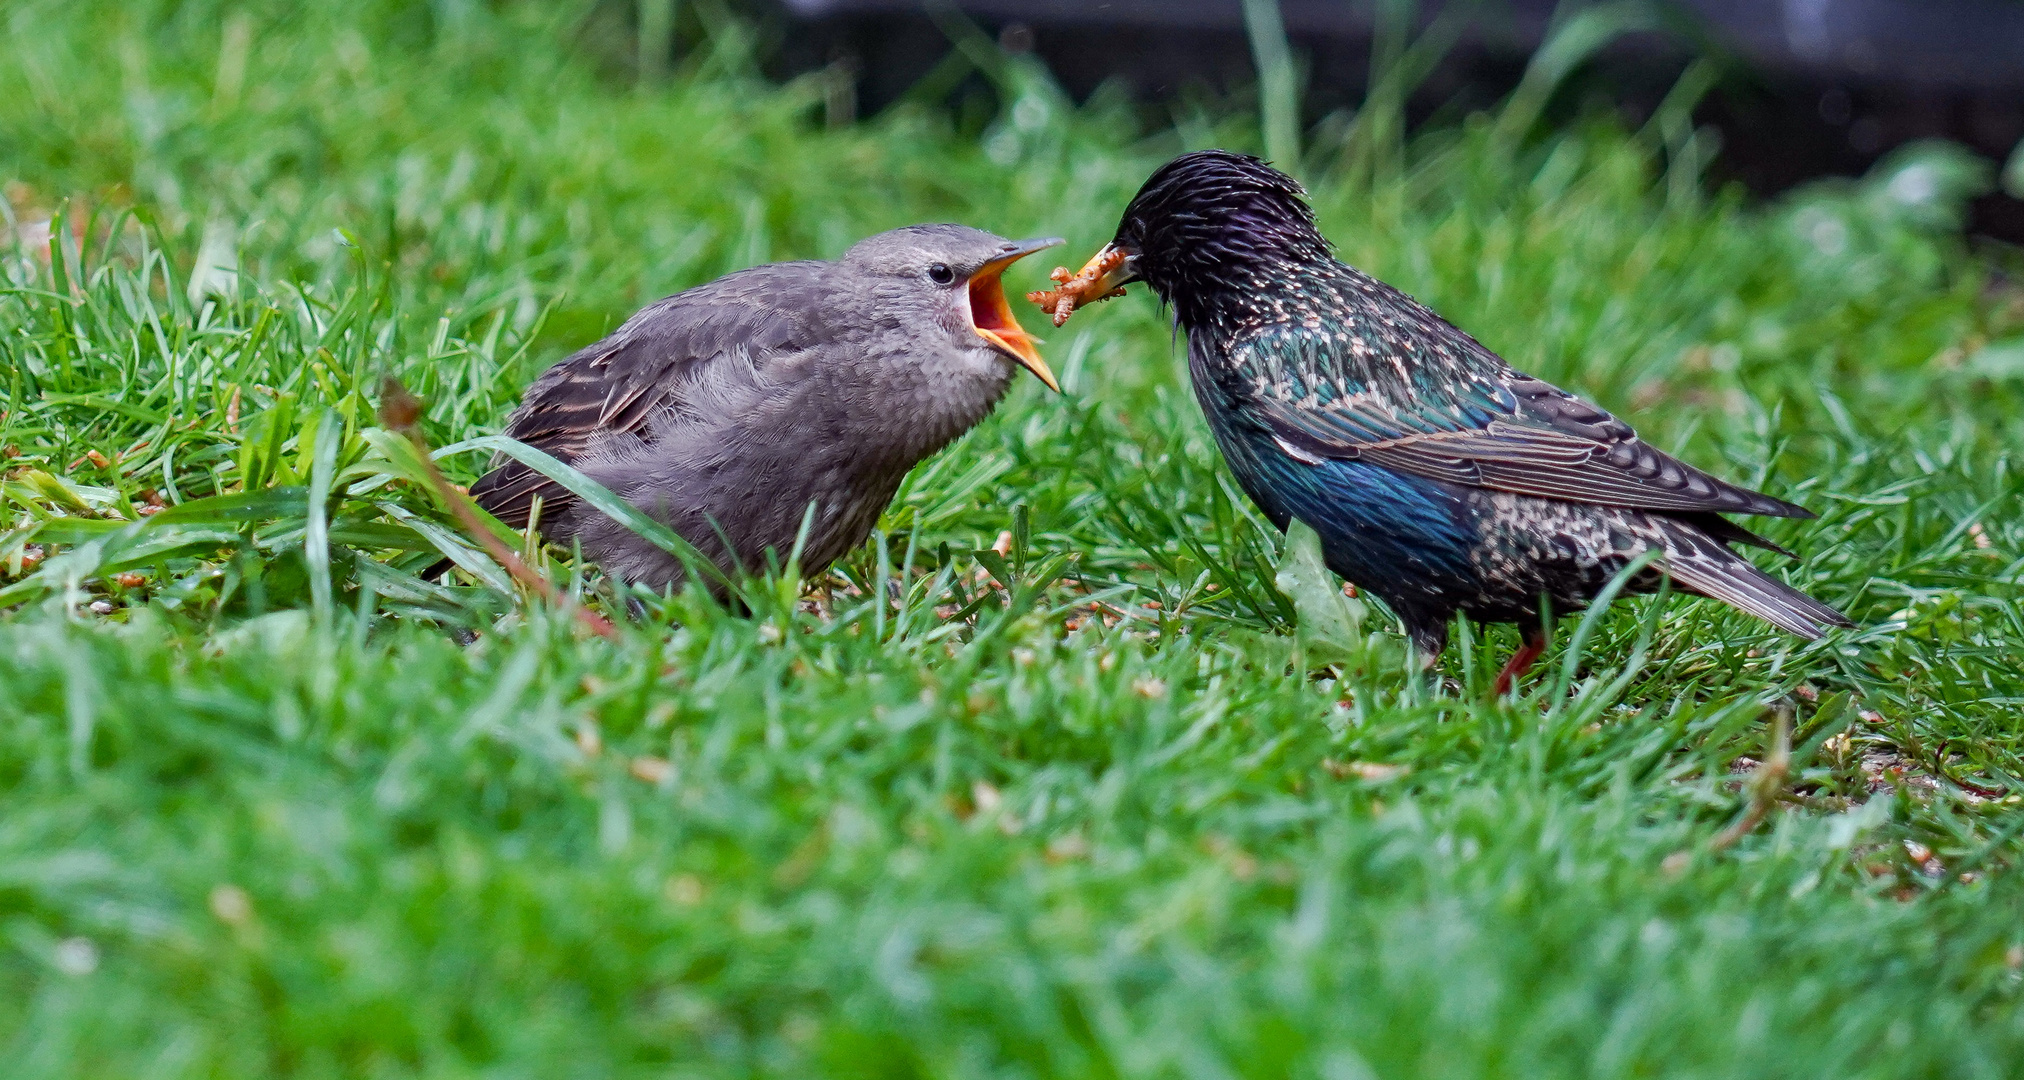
[5, 2, 2024, 1076]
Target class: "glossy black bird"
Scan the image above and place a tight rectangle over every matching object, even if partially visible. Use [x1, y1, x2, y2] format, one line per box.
[1047, 151, 1850, 691]
[468, 225, 1062, 593]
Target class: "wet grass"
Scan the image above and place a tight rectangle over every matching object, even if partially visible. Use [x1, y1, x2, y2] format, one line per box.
[3, 1, 2024, 1076]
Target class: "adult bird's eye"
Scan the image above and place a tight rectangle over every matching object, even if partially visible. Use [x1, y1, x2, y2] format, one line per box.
[927, 263, 955, 285]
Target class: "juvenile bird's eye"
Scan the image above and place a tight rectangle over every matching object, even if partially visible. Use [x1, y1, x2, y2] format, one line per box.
[927, 263, 955, 285]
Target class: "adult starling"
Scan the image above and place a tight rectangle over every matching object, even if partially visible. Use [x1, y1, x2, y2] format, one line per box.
[1038, 151, 1850, 691]
[468, 225, 1062, 593]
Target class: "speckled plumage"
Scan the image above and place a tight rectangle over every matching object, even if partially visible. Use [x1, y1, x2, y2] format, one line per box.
[468, 225, 1060, 593]
[1105, 151, 1850, 662]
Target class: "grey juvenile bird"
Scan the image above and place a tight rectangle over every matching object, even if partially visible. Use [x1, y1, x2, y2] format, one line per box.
[468, 225, 1063, 592]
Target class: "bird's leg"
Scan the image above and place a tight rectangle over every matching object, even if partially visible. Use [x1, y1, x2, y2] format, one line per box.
[1492, 629, 1549, 697]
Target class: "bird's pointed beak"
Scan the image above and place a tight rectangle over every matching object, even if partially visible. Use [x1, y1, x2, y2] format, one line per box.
[969, 237, 1065, 392]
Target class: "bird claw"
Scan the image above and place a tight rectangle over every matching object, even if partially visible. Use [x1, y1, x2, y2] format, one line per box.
[1026, 246, 1130, 327]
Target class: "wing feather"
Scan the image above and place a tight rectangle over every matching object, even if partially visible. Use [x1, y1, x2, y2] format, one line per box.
[468, 262, 829, 529]
[1232, 317, 1812, 520]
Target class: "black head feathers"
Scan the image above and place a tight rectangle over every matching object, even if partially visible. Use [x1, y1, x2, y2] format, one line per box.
[1113, 150, 1332, 327]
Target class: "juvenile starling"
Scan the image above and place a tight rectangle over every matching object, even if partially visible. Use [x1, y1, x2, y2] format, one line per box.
[1039, 151, 1850, 691]
[469, 225, 1062, 593]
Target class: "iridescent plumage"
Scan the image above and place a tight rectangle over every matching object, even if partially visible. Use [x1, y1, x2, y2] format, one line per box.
[1090, 151, 1850, 684]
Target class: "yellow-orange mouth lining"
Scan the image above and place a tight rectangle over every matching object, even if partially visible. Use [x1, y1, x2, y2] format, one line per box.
[968, 241, 1062, 392]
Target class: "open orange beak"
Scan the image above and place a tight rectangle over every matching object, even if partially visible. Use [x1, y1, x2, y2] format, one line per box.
[968, 237, 1064, 392]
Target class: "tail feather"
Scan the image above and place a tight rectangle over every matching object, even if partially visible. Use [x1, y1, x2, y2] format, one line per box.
[1676, 511, 1797, 559]
[468, 460, 556, 531]
[1657, 525, 1853, 639]
[419, 461, 532, 582]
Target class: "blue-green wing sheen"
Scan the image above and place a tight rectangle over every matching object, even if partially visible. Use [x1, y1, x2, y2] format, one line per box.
[1228, 320, 1812, 520]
